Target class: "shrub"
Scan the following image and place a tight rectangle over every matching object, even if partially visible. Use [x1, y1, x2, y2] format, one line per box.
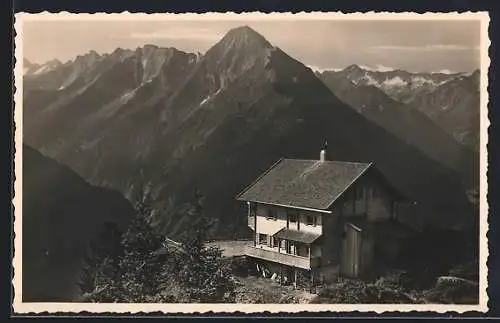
[424, 276, 479, 304]
[80, 189, 235, 303]
[226, 256, 251, 277]
[311, 277, 418, 304]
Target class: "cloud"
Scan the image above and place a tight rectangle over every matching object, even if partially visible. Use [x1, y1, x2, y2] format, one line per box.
[130, 27, 224, 42]
[358, 64, 395, 72]
[368, 44, 479, 52]
[307, 65, 343, 73]
[433, 69, 457, 74]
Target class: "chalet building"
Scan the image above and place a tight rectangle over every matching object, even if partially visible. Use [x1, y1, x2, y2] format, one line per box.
[236, 145, 415, 284]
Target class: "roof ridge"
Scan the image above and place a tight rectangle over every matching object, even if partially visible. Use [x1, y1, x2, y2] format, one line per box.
[236, 159, 382, 210]
[283, 158, 373, 166]
[235, 157, 284, 200]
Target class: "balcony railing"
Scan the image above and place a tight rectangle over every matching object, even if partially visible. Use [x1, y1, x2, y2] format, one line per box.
[244, 245, 320, 270]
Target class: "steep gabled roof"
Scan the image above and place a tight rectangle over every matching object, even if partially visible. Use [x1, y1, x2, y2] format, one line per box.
[236, 158, 373, 210]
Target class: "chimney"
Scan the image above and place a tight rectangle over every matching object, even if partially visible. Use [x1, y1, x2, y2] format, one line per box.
[320, 141, 328, 162]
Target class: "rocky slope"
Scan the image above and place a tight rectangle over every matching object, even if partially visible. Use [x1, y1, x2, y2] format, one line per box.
[23, 58, 63, 77]
[23, 26, 475, 239]
[329, 65, 480, 150]
[409, 70, 480, 150]
[22, 144, 135, 301]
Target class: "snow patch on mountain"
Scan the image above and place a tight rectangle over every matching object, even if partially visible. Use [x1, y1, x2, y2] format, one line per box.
[28, 59, 63, 76]
[411, 76, 447, 88]
[84, 87, 138, 125]
[434, 69, 456, 74]
[352, 73, 408, 89]
[263, 46, 277, 66]
[33, 65, 52, 75]
[359, 64, 395, 72]
[200, 88, 222, 106]
[352, 73, 447, 93]
[118, 89, 137, 105]
[383, 76, 408, 87]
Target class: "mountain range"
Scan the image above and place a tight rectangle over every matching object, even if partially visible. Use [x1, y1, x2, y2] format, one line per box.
[318, 64, 480, 150]
[22, 26, 477, 239]
[22, 144, 135, 301]
[315, 69, 478, 190]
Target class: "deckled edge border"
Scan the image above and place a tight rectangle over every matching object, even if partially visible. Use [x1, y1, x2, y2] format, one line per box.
[11, 10, 492, 316]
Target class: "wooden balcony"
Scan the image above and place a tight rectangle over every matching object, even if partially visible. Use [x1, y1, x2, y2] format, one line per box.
[244, 245, 320, 270]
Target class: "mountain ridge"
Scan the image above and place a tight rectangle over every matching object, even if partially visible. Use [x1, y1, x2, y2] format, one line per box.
[322, 64, 480, 150]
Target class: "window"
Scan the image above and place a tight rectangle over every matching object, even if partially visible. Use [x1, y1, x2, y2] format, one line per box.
[305, 214, 317, 226]
[288, 210, 298, 223]
[258, 234, 268, 245]
[297, 245, 310, 257]
[280, 239, 286, 250]
[273, 236, 279, 248]
[266, 208, 277, 220]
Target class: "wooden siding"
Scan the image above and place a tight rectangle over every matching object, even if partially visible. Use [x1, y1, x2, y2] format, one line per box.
[339, 176, 394, 221]
[367, 191, 392, 221]
[320, 209, 342, 267]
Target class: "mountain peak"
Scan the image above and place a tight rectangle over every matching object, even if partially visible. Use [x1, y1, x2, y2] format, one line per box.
[218, 25, 273, 50]
[24, 58, 34, 66]
[227, 25, 261, 35]
[344, 64, 365, 73]
[46, 58, 63, 68]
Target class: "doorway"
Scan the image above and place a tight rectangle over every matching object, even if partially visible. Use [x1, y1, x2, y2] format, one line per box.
[340, 223, 363, 277]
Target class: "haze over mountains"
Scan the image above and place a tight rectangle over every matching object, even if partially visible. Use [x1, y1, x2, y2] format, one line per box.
[22, 26, 478, 240]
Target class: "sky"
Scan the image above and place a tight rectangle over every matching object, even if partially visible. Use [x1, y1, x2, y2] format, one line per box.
[22, 18, 481, 73]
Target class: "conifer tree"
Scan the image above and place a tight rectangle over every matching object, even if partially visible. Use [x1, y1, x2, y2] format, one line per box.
[172, 190, 235, 302]
[116, 184, 167, 302]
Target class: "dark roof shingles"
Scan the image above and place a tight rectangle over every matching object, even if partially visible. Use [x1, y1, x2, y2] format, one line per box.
[237, 159, 372, 210]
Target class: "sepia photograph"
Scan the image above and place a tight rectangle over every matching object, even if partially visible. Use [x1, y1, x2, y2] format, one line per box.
[13, 11, 489, 314]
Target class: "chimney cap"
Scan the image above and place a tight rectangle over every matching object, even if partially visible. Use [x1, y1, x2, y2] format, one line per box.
[320, 142, 328, 162]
